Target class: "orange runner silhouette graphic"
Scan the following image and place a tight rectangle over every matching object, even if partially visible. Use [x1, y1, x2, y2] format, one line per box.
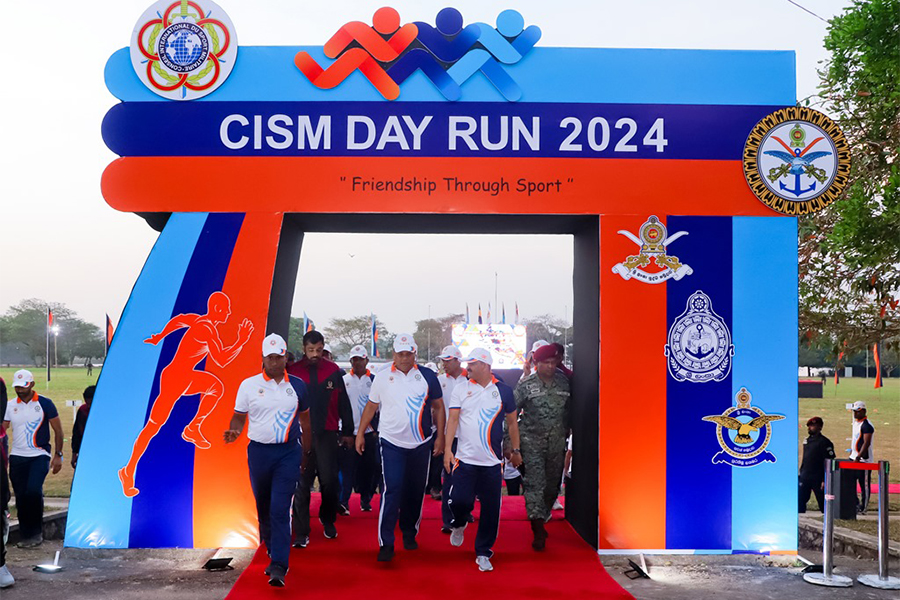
[118, 291, 254, 497]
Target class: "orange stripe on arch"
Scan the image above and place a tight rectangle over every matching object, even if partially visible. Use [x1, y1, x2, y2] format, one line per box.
[598, 215, 667, 550]
[192, 212, 284, 548]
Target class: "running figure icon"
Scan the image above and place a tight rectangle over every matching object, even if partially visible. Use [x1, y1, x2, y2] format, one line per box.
[118, 291, 254, 497]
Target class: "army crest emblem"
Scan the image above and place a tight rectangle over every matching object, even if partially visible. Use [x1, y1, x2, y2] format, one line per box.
[665, 290, 733, 383]
[702, 388, 784, 467]
[611, 216, 693, 284]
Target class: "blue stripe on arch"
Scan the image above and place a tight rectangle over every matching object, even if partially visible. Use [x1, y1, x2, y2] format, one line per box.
[105, 46, 796, 106]
[128, 213, 245, 548]
[65, 213, 208, 548]
[665, 216, 733, 550]
[731, 217, 798, 551]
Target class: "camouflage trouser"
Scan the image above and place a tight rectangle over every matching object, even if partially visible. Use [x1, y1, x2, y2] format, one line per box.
[520, 428, 567, 521]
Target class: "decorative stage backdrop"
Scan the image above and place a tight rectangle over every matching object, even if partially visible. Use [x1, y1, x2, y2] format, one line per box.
[67, 1, 849, 554]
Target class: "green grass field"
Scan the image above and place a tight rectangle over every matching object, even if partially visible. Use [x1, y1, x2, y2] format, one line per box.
[2, 367, 897, 496]
[2, 366, 99, 496]
[799, 376, 899, 483]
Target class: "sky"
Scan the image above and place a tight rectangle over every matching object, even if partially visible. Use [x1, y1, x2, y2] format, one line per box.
[0, 0, 852, 335]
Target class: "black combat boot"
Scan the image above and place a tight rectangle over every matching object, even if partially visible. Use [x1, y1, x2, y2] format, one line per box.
[531, 518, 547, 551]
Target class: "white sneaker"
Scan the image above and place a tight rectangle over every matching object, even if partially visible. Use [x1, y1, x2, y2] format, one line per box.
[0, 564, 14, 588]
[450, 524, 467, 547]
[475, 556, 493, 572]
[552, 499, 564, 511]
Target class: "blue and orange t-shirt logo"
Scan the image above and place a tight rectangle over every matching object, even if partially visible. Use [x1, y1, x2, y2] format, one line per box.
[294, 7, 540, 101]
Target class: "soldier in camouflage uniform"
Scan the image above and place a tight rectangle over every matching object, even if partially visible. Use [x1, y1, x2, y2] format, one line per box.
[513, 342, 570, 551]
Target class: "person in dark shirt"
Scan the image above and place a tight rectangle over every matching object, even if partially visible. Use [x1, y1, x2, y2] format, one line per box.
[71, 385, 96, 469]
[798, 416, 835, 513]
[0, 377, 12, 588]
[288, 330, 353, 545]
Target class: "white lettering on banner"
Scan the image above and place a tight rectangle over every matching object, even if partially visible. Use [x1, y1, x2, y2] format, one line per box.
[218, 114, 667, 154]
[220, 114, 332, 150]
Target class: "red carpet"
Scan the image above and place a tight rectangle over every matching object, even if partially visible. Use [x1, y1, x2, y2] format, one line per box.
[225, 493, 632, 599]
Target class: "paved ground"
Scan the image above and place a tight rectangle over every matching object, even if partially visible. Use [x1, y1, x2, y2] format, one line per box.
[4, 541, 900, 599]
[605, 553, 900, 599]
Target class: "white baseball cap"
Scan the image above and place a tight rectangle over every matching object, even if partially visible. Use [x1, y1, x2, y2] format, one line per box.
[349, 345, 368, 359]
[851, 400, 867, 411]
[463, 348, 493, 366]
[12, 369, 34, 388]
[437, 345, 462, 361]
[425, 362, 438, 371]
[393, 333, 417, 353]
[262, 333, 287, 357]
[323, 343, 333, 354]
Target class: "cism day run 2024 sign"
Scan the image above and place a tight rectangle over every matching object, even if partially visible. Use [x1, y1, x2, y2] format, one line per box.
[68, 0, 849, 553]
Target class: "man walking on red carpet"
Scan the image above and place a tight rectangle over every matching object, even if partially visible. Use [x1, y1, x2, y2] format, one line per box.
[445, 348, 522, 571]
[356, 333, 445, 562]
[224, 334, 311, 587]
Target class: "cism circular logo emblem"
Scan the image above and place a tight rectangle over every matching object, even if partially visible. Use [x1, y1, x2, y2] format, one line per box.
[743, 107, 850, 215]
[702, 388, 784, 467]
[664, 290, 734, 383]
[130, 0, 237, 100]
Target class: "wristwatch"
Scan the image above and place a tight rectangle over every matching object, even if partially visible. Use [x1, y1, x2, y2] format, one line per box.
[55, 451, 64, 458]
[512, 448, 521, 454]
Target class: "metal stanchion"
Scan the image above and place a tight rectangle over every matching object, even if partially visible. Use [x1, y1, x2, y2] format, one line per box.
[858, 461, 900, 590]
[804, 459, 853, 587]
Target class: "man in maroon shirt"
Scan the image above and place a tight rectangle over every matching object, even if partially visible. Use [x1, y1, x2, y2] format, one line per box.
[289, 330, 353, 545]
[71, 385, 95, 469]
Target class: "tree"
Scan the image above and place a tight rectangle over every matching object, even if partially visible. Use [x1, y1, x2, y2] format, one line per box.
[0, 299, 103, 366]
[522, 314, 573, 364]
[800, 0, 900, 358]
[323, 315, 390, 359]
[413, 314, 463, 361]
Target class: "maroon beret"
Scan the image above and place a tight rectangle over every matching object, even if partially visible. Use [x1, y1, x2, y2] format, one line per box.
[533, 343, 564, 363]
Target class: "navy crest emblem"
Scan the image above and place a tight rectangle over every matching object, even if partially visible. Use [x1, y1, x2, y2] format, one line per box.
[702, 387, 784, 467]
[665, 290, 734, 383]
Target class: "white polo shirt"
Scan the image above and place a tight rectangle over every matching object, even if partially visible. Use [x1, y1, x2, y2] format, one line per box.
[343, 370, 375, 435]
[448, 378, 516, 467]
[4, 394, 59, 458]
[369, 364, 442, 449]
[234, 372, 309, 445]
[437, 370, 467, 435]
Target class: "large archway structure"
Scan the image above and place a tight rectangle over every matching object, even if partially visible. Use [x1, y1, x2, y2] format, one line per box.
[66, 3, 823, 555]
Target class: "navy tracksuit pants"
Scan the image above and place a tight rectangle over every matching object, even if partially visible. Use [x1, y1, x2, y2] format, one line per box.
[378, 438, 431, 548]
[440, 438, 459, 528]
[8, 455, 50, 540]
[339, 431, 380, 506]
[448, 461, 502, 558]
[247, 440, 302, 569]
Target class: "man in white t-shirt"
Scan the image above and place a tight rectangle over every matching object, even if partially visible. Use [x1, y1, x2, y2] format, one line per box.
[224, 334, 311, 587]
[356, 333, 445, 562]
[339, 345, 379, 513]
[436, 344, 467, 530]
[4, 369, 64, 548]
[444, 348, 522, 572]
[849, 400, 876, 513]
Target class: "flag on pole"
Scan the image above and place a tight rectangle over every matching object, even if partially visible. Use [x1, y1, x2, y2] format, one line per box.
[465, 303, 470, 324]
[303, 312, 313, 333]
[487, 302, 492, 324]
[873, 343, 882, 389]
[371, 314, 380, 358]
[515, 301, 519, 325]
[502, 303, 506, 324]
[835, 349, 844, 385]
[106, 314, 116, 353]
[478, 303, 483, 324]
[47, 307, 52, 383]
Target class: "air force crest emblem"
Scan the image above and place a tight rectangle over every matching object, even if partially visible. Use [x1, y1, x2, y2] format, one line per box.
[611, 216, 693, 284]
[665, 290, 733, 383]
[702, 387, 784, 467]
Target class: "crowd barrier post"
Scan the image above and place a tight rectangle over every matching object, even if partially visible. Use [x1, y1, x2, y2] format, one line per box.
[857, 461, 899, 590]
[804, 458, 853, 587]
